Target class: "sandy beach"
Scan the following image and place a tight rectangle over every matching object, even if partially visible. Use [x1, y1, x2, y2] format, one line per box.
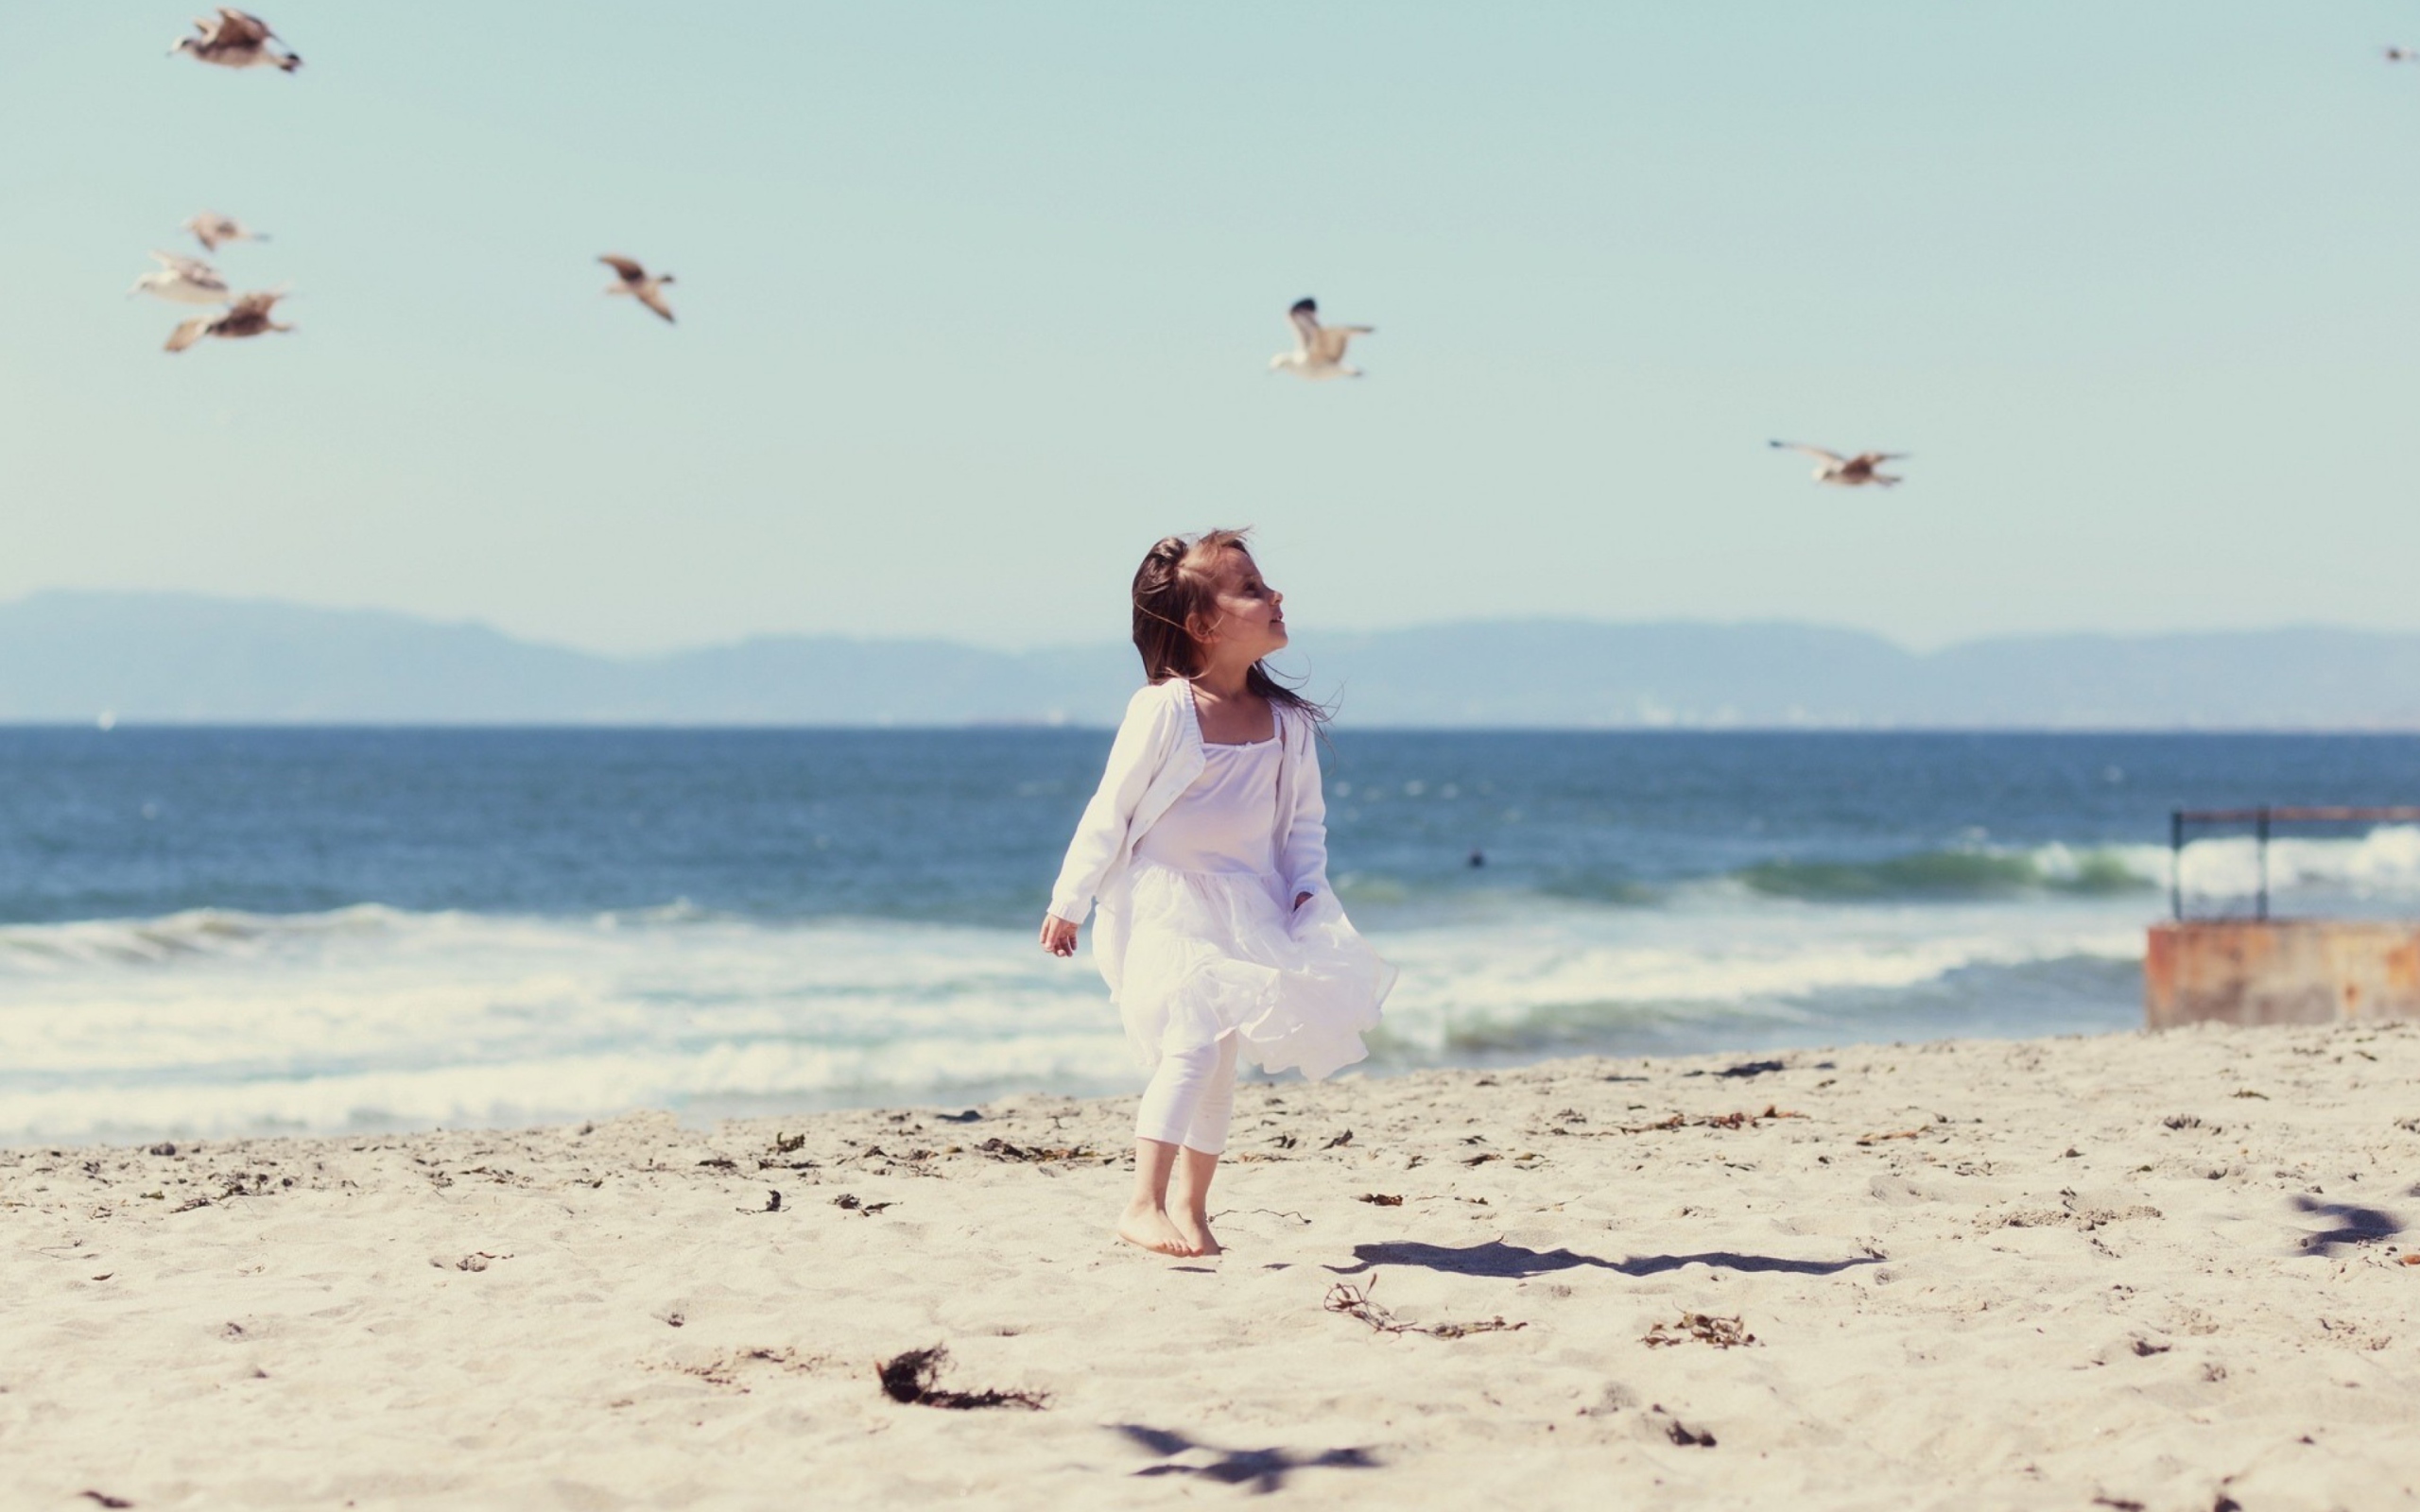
[6, 1021, 2416, 1510]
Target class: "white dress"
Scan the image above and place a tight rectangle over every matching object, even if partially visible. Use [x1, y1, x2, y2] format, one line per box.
[1091, 729, 1395, 1081]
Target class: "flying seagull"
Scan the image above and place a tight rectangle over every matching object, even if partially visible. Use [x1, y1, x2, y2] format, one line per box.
[2388, 44, 2418, 63]
[599, 255, 676, 323]
[1768, 440, 1908, 488]
[183, 212, 269, 253]
[164, 290, 294, 353]
[1270, 297, 1373, 379]
[170, 9, 301, 72]
[130, 251, 231, 306]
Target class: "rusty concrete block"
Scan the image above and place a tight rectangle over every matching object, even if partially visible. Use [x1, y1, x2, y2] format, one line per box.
[2146, 920, 2420, 1028]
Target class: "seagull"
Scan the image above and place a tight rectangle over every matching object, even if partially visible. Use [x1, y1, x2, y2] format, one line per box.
[599, 255, 676, 323]
[1768, 440, 1908, 488]
[169, 9, 301, 73]
[164, 290, 293, 353]
[182, 212, 269, 253]
[1270, 297, 1373, 379]
[129, 251, 231, 306]
[2388, 44, 2419, 63]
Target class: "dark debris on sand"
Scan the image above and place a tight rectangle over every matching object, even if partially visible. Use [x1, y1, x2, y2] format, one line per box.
[1642, 1312, 1756, 1349]
[1551, 1106, 1806, 1138]
[875, 1346, 1047, 1410]
[1323, 1280, 1525, 1340]
[976, 1136, 1101, 1163]
[1649, 1404, 1718, 1447]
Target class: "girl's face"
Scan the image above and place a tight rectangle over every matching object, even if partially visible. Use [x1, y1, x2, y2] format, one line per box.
[1197, 547, 1288, 662]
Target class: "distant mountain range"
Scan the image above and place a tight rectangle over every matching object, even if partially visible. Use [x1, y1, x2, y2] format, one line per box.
[6, 591, 2420, 729]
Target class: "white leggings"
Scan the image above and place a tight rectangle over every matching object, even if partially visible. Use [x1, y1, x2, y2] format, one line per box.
[1134, 1032, 1240, 1155]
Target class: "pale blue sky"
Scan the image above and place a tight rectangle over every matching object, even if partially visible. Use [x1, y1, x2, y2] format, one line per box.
[4, 3, 2416, 654]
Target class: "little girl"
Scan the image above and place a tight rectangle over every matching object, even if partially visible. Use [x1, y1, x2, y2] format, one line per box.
[1041, 529, 1395, 1257]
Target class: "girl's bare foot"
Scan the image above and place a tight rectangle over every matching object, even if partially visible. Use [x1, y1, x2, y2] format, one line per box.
[1116, 1202, 1196, 1256]
[1169, 1147, 1223, 1256]
[1174, 1211, 1222, 1256]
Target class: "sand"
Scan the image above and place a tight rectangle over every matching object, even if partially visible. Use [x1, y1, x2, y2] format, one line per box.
[5, 1021, 2417, 1510]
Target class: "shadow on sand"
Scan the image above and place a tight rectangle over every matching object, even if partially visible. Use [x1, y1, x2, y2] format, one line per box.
[2290, 1194, 2402, 1256]
[1112, 1424, 1379, 1493]
[1323, 1238, 1882, 1280]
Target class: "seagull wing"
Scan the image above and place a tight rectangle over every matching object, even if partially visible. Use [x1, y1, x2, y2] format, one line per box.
[150, 250, 218, 279]
[225, 290, 281, 318]
[1858, 452, 1910, 463]
[216, 9, 272, 43]
[636, 285, 676, 323]
[164, 315, 215, 352]
[599, 254, 647, 284]
[1770, 440, 1847, 465]
[1314, 323, 1372, 363]
[1288, 299, 1321, 353]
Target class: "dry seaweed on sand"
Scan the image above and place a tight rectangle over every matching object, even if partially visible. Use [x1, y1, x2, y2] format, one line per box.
[1642, 1312, 1757, 1349]
[1691, 1105, 1805, 1128]
[1564, 1106, 1806, 1137]
[1323, 1280, 1525, 1339]
[831, 1194, 892, 1215]
[1856, 1127, 1926, 1145]
[1357, 1193, 1404, 1206]
[758, 1129, 818, 1171]
[976, 1136, 1101, 1163]
[874, 1346, 1047, 1410]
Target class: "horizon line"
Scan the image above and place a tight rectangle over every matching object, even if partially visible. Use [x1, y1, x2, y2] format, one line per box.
[6, 586, 2416, 662]
[9, 719, 2420, 737]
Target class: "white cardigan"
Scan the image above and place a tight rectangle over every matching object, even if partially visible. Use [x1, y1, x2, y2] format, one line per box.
[1046, 678, 1331, 926]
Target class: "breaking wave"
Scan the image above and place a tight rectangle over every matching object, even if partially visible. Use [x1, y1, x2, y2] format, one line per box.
[1738, 844, 2160, 901]
[0, 892, 2146, 1143]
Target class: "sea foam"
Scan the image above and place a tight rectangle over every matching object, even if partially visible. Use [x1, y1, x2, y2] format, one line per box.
[0, 891, 2145, 1143]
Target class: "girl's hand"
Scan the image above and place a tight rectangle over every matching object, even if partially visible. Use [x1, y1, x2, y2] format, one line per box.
[1039, 914, 1080, 957]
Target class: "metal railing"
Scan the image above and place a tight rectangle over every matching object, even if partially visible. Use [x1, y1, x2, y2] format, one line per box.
[2169, 806, 2420, 921]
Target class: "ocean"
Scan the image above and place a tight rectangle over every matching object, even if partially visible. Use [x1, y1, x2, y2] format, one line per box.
[5, 726, 2416, 1145]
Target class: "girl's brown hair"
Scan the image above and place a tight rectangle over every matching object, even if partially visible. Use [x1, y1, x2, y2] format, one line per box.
[1131, 528, 1329, 726]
